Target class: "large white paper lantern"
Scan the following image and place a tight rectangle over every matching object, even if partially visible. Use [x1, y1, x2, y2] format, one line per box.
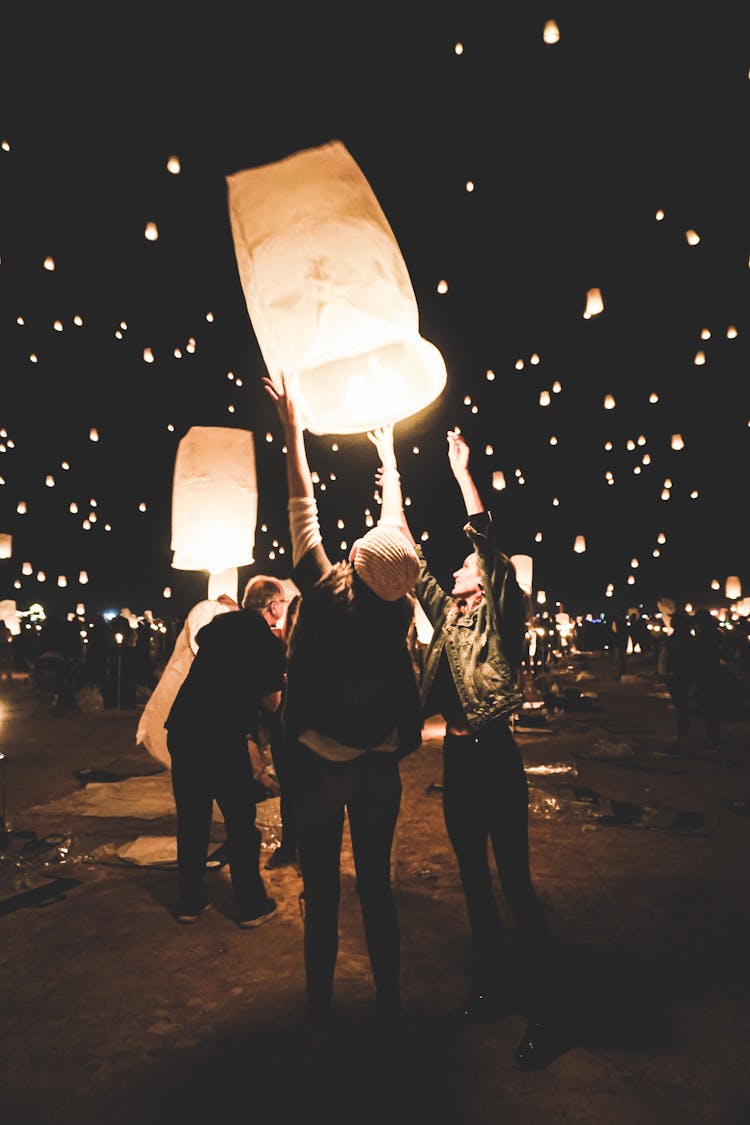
[0, 533, 11, 559]
[226, 140, 447, 435]
[171, 427, 257, 580]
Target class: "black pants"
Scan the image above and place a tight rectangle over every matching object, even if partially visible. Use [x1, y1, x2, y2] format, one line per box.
[442, 724, 555, 1012]
[167, 732, 269, 916]
[289, 741, 402, 1025]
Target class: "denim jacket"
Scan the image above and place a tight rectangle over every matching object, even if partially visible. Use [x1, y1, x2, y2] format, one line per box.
[415, 511, 526, 731]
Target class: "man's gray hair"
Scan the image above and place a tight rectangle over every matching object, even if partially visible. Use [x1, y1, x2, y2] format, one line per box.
[242, 576, 285, 612]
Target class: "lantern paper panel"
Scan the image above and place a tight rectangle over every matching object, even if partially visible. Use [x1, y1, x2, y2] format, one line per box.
[0, 533, 11, 559]
[171, 427, 257, 573]
[226, 140, 447, 435]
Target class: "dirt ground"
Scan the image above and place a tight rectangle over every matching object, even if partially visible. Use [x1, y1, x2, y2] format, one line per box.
[2, 649, 749, 1125]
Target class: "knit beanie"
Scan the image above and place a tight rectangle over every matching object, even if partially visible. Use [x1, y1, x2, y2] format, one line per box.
[352, 525, 420, 602]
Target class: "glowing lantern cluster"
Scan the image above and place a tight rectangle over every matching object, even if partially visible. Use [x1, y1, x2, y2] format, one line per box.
[226, 140, 447, 435]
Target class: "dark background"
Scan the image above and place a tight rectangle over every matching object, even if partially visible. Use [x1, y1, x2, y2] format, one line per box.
[1, 8, 748, 619]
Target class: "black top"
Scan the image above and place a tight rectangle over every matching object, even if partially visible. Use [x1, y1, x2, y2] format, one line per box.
[165, 609, 285, 746]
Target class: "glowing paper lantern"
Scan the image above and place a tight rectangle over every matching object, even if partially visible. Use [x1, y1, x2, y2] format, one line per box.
[171, 427, 257, 598]
[0, 599, 21, 636]
[0, 533, 11, 559]
[583, 288, 604, 318]
[725, 576, 742, 600]
[573, 535, 586, 553]
[510, 554, 533, 596]
[226, 140, 447, 435]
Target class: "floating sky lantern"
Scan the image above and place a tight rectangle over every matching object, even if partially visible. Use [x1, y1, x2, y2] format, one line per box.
[171, 426, 257, 603]
[725, 575, 742, 600]
[226, 140, 447, 435]
[671, 433, 685, 450]
[573, 535, 586, 553]
[542, 19, 560, 44]
[492, 470, 506, 491]
[0, 534, 11, 559]
[583, 287, 604, 319]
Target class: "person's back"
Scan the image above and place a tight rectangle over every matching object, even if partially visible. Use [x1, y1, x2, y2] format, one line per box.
[284, 562, 417, 753]
[167, 608, 278, 746]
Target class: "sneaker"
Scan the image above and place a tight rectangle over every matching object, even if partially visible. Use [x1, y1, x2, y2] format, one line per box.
[265, 844, 298, 870]
[175, 898, 212, 924]
[237, 897, 278, 929]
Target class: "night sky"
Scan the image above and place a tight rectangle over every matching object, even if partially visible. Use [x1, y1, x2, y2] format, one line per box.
[1, 9, 748, 620]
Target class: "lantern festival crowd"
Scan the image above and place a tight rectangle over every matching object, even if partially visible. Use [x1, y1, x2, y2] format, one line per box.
[3, 377, 748, 1077]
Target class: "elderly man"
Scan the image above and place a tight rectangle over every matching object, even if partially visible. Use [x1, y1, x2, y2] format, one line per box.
[164, 576, 287, 928]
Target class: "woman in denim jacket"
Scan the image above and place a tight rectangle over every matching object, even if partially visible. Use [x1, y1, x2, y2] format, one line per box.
[392, 427, 567, 1071]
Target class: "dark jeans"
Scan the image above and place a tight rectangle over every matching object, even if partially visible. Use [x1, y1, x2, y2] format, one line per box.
[167, 731, 268, 916]
[443, 724, 555, 1012]
[289, 740, 402, 1025]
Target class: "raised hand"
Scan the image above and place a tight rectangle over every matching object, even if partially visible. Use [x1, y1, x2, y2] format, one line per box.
[447, 428, 470, 477]
[262, 372, 301, 432]
[367, 424, 397, 469]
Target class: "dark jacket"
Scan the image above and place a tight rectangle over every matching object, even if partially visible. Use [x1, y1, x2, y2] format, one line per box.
[165, 608, 284, 750]
[284, 543, 422, 758]
[415, 511, 526, 731]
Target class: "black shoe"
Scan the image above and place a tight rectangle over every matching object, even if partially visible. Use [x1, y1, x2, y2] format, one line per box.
[265, 845, 298, 870]
[237, 897, 278, 929]
[514, 1015, 570, 1070]
[175, 897, 212, 924]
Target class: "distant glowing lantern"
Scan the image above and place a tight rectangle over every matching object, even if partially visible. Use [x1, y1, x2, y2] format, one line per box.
[226, 140, 447, 435]
[685, 229, 700, 246]
[144, 221, 159, 241]
[583, 288, 604, 318]
[542, 19, 560, 43]
[510, 554, 533, 596]
[725, 576, 742, 600]
[0, 534, 11, 559]
[573, 535, 586, 553]
[603, 394, 616, 410]
[89, 427, 99, 442]
[171, 427, 257, 604]
[670, 433, 684, 450]
[492, 471, 506, 491]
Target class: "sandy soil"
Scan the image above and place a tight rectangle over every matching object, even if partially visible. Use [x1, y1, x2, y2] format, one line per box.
[1, 650, 749, 1125]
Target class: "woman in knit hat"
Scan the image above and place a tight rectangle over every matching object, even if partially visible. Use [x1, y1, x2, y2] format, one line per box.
[391, 427, 568, 1072]
[263, 373, 422, 1052]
